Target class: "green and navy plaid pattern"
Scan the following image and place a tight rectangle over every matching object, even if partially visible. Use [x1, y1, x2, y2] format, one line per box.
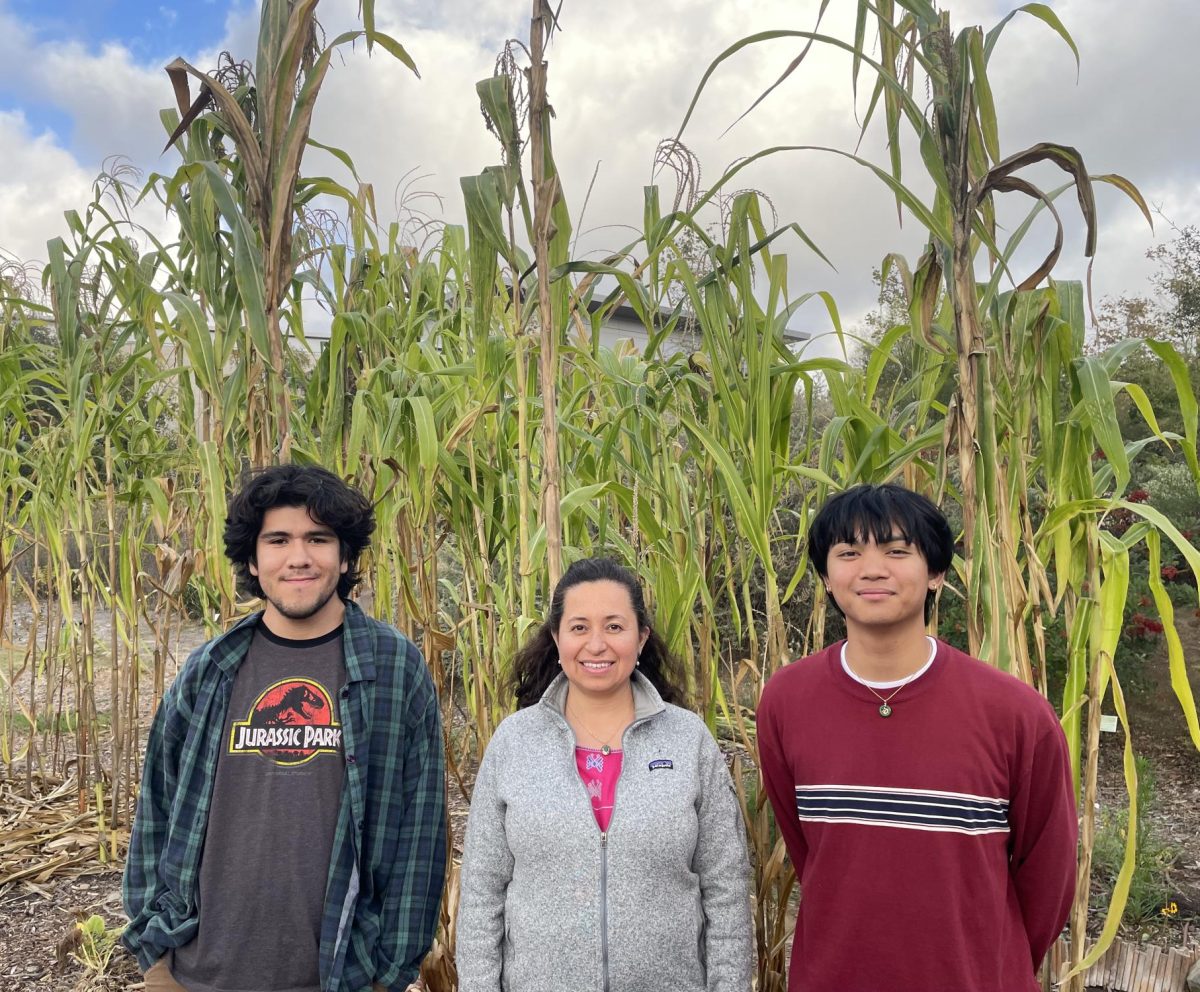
[122, 600, 447, 992]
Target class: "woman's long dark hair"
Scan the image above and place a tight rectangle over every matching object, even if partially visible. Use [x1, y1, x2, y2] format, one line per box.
[508, 557, 687, 709]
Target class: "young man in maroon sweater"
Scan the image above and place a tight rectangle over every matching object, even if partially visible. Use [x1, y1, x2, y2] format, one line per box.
[758, 484, 1077, 992]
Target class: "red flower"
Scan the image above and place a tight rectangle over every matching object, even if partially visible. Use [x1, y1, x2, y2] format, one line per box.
[1162, 565, 1181, 582]
[1126, 612, 1164, 638]
[1128, 488, 1150, 503]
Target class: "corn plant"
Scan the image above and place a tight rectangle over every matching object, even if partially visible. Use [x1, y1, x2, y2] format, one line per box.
[681, 2, 1200, 986]
[157, 0, 417, 464]
[0, 4, 1197, 992]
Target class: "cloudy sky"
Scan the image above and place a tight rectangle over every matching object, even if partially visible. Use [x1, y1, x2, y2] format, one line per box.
[1, 0, 1196, 349]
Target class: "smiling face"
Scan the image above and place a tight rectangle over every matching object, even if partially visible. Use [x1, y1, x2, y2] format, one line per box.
[824, 531, 943, 639]
[552, 579, 650, 701]
[250, 505, 348, 638]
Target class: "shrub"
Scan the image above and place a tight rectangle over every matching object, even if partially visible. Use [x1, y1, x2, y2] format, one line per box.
[1091, 756, 1179, 925]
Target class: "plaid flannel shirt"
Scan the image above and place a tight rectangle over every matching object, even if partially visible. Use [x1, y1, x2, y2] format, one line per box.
[122, 599, 447, 992]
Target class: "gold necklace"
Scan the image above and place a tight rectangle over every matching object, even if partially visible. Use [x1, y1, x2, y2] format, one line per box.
[846, 641, 931, 718]
[863, 681, 910, 718]
[566, 703, 630, 755]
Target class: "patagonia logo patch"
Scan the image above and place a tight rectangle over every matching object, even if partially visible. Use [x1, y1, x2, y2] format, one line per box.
[648, 759, 673, 771]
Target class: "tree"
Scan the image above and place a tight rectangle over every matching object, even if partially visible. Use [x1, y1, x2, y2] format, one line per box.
[1092, 222, 1200, 358]
[1092, 223, 1200, 452]
[1149, 222, 1200, 356]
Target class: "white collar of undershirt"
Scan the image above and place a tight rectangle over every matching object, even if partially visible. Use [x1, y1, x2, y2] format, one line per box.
[841, 635, 937, 690]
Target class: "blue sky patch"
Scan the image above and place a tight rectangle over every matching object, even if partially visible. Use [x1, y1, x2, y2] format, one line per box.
[8, 0, 237, 60]
[0, 100, 74, 145]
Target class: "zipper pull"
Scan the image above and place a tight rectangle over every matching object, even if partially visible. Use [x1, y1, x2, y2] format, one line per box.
[601, 831, 607, 848]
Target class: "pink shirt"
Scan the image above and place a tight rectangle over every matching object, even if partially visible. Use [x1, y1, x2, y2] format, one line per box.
[575, 747, 623, 832]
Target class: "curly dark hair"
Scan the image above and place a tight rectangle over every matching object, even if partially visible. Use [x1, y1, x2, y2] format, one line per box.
[808, 483, 954, 623]
[508, 557, 687, 709]
[224, 465, 375, 601]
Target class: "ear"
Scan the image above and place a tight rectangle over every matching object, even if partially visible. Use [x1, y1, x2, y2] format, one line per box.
[249, 558, 259, 577]
[340, 558, 348, 575]
[639, 628, 650, 653]
[928, 572, 945, 592]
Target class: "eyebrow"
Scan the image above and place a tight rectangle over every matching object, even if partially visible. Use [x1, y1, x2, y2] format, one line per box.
[565, 614, 629, 622]
[259, 527, 338, 540]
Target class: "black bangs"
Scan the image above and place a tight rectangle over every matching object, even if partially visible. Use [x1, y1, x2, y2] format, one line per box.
[828, 507, 916, 552]
[808, 484, 954, 579]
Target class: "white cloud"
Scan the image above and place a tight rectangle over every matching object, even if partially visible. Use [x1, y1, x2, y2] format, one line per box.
[0, 111, 93, 263]
[33, 41, 167, 165]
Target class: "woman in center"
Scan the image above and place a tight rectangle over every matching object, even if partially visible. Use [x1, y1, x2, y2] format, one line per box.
[456, 557, 753, 992]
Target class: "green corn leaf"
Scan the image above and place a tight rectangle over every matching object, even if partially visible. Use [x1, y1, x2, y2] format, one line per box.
[1074, 355, 1129, 494]
[1061, 654, 1138, 979]
[985, 3, 1079, 72]
[1144, 530, 1200, 748]
[198, 162, 270, 362]
[1145, 339, 1200, 489]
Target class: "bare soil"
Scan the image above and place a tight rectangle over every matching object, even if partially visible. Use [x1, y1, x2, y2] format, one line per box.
[1091, 612, 1200, 943]
[1, 604, 1198, 990]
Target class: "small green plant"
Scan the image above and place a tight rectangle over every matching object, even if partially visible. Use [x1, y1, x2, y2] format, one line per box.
[71, 914, 126, 975]
[1091, 756, 1179, 925]
[10, 709, 83, 733]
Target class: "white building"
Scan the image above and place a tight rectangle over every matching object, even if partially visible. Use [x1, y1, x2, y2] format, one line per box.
[590, 298, 810, 355]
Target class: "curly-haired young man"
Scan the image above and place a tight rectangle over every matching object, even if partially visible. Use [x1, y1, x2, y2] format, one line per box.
[123, 465, 446, 992]
[758, 484, 1077, 992]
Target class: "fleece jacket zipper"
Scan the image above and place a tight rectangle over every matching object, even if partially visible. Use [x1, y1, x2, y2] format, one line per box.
[600, 830, 610, 992]
[556, 705, 652, 992]
[599, 712, 650, 992]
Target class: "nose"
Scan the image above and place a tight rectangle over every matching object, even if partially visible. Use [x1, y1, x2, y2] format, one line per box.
[286, 542, 313, 567]
[586, 628, 607, 653]
[859, 548, 890, 577]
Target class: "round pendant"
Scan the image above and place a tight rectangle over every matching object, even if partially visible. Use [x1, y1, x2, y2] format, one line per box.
[878, 703, 893, 718]
[600, 744, 611, 755]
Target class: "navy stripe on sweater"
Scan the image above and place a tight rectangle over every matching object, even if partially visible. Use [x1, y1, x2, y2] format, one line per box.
[794, 784, 1010, 835]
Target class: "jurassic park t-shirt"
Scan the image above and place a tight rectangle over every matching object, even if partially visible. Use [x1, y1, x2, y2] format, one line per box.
[171, 622, 346, 992]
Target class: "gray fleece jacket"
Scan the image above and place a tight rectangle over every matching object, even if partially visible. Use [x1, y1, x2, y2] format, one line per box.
[456, 672, 753, 992]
